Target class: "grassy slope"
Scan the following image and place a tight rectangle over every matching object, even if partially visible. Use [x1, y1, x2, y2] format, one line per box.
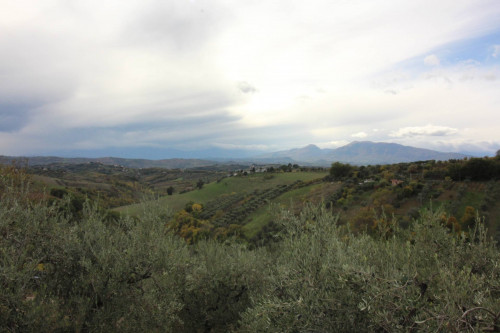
[114, 172, 500, 242]
[243, 182, 340, 239]
[115, 171, 328, 215]
[241, 180, 500, 240]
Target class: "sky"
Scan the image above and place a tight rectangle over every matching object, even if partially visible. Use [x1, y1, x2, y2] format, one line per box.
[1, 0, 500, 158]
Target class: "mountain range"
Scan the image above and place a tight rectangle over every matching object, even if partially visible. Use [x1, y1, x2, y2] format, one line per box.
[254, 141, 468, 165]
[0, 141, 468, 169]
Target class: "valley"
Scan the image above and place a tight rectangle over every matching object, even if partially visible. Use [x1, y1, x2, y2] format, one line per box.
[2, 154, 500, 332]
[11, 154, 500, 244]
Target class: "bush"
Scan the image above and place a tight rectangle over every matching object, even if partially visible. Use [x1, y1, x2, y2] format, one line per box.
[1, 170, 499, 332]
[0, 183, 188, 331]
[239, 205, 500, 332]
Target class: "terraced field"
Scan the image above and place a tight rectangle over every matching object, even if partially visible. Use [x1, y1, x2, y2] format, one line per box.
[115, 171, 328, 224]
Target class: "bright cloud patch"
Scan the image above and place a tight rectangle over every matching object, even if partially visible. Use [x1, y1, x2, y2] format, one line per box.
[351, 132, 368, 138]
[317, 140, 350, 149]
[390, 125, 458, 138]
[424, 54, 440, 66]
[213, 142, 269, 151]
[493, 45, 500, 58]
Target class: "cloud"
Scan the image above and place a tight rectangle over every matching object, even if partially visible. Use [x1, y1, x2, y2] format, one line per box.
[212, 143, 269, 151]
[237, 81, 257, 94]
[1, 0, 500, 157]
[351, 132, 368, 138]
[390, 125, 458, 138]
[0, 103, 38, 132]
[316, 140, 350, 149]
[424, 54, 440, 66]
[121, 1, 231, 55]
[493, 45, 500, 58]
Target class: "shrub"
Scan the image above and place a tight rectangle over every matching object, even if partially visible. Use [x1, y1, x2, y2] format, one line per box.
[239, 205, 500, 332]
[1, 171, 499, 332]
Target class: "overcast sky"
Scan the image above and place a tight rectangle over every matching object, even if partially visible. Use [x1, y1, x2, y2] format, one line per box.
[1, 0, 500, 158]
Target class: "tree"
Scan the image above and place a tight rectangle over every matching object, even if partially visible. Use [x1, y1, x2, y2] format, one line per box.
[462, 158, 496, 180]
[329, 162, 353, 179]
[167, 186, 174, 195]
[280, 164, 291, 172]
[196, 179, 204, 190]
[408, 164, 418, 180]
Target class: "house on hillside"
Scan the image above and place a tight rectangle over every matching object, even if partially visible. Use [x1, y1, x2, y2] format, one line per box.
[391, 179, 404, 186]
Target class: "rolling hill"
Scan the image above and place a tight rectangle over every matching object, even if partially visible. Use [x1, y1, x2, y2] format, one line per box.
[0, 155, 217, 169]
[1, 141, 469, 168]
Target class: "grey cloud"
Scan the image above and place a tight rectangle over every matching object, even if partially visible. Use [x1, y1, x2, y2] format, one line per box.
[237, 81, 257, 94]
[0, 29, 79, 102]
[0, 103, 36, 132]
[297, 95, 311, 101]
[107, 110, 241, 134]
[122, 1, 230, 53]
[330, 108, 405, 127]
[460, 68, 498, 82]
[424, 73, 453, 85]
[483, 73, 497, 81]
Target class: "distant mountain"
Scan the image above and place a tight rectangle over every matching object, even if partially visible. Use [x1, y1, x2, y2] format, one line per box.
[326, 141, 468, 164]
[256, 141, 468, 165]
[0, 155, 218, 169]
[257, 144, 326, 161]
[1, 141, 469, 169]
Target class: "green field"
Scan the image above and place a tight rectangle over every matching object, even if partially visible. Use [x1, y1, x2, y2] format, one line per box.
[115, 171, 328, 216]
[242, 182, 327, 239]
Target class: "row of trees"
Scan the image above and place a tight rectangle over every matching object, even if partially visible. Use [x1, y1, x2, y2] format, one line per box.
[328, 155, 500, 182]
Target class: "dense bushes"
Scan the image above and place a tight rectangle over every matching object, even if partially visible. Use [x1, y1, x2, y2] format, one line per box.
[1, 166, 499, 332]
[448, 158, 500, 181]
[239, 205, 500, 332]
[329, 162, 353, 179]
[1, 167, 271, 331]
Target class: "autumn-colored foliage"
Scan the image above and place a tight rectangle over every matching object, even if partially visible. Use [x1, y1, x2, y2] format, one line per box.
[461, 206, 477, 230]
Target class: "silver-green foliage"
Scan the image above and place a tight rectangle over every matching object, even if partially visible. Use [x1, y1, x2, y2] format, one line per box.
[0, 191, 187, 331]
[1, 172, 499, 332]
[239, 205, 500, 332]
[0, 177, 268, 332]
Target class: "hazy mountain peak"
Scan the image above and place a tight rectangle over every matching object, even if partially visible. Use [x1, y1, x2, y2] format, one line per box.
[298, 144, 321, 151]
[254, 141, 468, 166]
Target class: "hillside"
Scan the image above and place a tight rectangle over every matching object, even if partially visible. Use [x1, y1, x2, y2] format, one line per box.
[15, 155, 499, 243]
[25, 162, 230, 208]
[2, 155, 499, 332]
[3, 166, 499, 331]
[114, 157, 500, 243]
[0, 155, 218, 169]
[1, 141, 471, 169]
